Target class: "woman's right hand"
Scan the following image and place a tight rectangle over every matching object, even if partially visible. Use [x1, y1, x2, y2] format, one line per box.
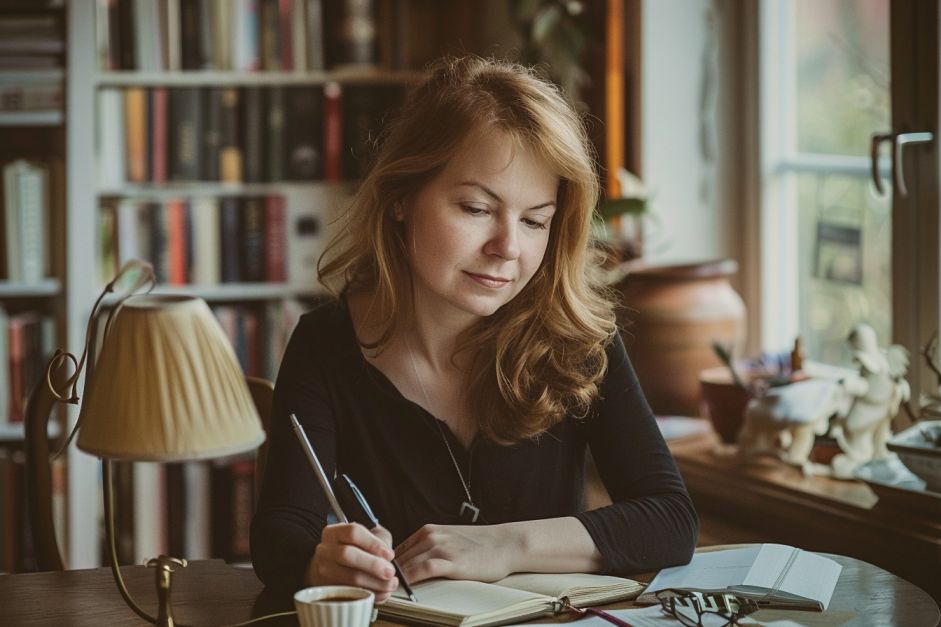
[305, 523, 399, 603]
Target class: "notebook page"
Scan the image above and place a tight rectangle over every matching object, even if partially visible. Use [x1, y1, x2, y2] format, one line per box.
[645, 546, 764, 593]
[383, 579, 548, 623]
[495, 572, 644, 605]
[777, 551, 842, 608]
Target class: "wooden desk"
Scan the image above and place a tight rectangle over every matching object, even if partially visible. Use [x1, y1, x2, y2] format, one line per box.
[0, 553, 937, 626]
[669, 432, 941, 605]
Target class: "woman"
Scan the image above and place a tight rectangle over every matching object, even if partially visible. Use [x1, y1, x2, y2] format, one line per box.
[251, 56, 698, 599]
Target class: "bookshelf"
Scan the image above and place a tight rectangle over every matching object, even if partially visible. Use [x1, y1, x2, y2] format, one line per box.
[0, 1, 66, 574]
[55, 0, 624, 568]
[61, 0, 501, 570]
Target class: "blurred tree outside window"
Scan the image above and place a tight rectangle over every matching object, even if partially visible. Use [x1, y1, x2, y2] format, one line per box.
[761, 0, 889, 366]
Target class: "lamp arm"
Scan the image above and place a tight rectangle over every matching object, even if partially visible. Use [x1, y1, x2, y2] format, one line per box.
[103, 459, 159, 625]
[51, 260, 157, 460]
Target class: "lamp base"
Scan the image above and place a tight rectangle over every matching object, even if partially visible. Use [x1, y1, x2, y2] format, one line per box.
[147, 555, 188, 627]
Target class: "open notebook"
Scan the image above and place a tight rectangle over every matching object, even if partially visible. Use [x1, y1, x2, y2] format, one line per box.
[636, 544, 842, 611]
[379, 572, 644, 627]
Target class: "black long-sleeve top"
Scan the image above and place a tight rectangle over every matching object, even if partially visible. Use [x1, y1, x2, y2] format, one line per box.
[250, 299, 698, 591]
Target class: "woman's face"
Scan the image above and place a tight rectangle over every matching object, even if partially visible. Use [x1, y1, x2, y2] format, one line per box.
[400, 128, 559, 324]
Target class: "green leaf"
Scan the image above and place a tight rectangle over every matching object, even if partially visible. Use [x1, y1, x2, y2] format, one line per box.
[532, 5, 563, 44]
[599, 197, 647, 220]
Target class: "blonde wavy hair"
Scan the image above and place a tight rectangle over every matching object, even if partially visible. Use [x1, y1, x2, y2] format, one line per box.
[319, 56, 617, 443]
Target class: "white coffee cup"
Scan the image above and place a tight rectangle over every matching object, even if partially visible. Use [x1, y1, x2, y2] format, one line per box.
[294, 585, 375, 627]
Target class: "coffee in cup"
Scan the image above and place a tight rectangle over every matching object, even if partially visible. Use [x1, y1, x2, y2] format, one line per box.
[294, 585, 375, 627]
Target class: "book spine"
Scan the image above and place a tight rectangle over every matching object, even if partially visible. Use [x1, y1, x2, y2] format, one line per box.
[97, 89, 126, 187]
[323, 82, 343, 182]
[240, 196, 265, 283]
[258, 0, 280, 71]
[283, 86, 323, 180]
[116, 0, 137, 70]
[124, 87, 149, 183]
[168, 87, 203, 181]
[241, 86, 266, 183]
[149, 201, 170, 283]
[202, 87, 223, 181]
[305, 0, 324, 70]
[0, 307, 9, 425]
[165, 0, 181, 71]
[324, 0, 377, 69]
[166, 198, 186, 285]
[266, 85, 284, 181]
[278, 0, 294, 70]
[219, 87, 243, 183]
[150, 87, 168, 183]
[191, 196, 220, 285]
[219, 196, 241, 282]
[211, 0, 231, 70]
[13, 162, 48, 283]
[264, 195, 285, 282]
[6, 317, 24, 423]
[179, 0, 202, 69]
[291, 0, 307, 72]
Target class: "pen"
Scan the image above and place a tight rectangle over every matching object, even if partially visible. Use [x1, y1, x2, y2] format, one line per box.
[289, 413, 419, 603]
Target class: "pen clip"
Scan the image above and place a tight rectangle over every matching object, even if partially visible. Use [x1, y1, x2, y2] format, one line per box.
[334, 474, 379, 528]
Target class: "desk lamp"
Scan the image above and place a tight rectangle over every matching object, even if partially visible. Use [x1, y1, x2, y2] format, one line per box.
[54, 262, 264, 626]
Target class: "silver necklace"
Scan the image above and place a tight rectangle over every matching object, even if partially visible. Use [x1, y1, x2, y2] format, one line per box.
[404, 336, 480, 524]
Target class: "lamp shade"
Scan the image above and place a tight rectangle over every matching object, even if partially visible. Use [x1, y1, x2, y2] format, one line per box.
[76, 295, 265, 461]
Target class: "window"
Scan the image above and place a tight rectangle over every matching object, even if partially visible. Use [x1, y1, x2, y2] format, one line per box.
[759, 0, 938, 396]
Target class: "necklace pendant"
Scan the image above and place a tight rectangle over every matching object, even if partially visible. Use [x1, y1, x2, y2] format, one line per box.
[459, 501, 480, 524]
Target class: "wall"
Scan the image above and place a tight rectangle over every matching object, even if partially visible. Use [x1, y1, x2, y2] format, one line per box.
[640, 0, 740, 267]
[639, 0, 759, 351]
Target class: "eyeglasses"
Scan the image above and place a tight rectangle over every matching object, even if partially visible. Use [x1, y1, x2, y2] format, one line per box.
[656, 589, 759, 626]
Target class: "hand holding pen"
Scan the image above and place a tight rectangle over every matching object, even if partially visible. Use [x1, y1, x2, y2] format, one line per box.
[290, 413, 419, 603]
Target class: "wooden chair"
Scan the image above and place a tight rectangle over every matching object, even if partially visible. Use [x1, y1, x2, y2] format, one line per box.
[245, 376, 273, 500]
[24, 374, 274, 572]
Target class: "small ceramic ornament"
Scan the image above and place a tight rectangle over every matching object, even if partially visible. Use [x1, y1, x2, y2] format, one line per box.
[738, 378, 849, 474]
[830, 324, 911, 479]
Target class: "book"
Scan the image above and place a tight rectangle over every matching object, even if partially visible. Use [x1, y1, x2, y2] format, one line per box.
[97, 88, 125, 187]
[379, 572, 644, 627]
[168, 87, 203, 181]
[637, 544, 842, 611]
[123, 87, 149, 183]
[2, 160, 49, 283]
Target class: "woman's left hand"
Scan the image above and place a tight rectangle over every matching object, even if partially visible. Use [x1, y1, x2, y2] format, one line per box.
[394, 524, 517, 584]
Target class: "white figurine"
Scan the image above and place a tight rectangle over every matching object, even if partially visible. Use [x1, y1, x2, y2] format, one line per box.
[738, 378, 849, 475]
[829, 324, 911, 479]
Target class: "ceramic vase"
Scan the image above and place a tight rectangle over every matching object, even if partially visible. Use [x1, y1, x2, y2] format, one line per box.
[616, 259, 746, 417]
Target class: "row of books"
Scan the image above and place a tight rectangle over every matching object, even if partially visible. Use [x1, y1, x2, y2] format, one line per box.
[1, 159, 57, 284]
[0, 12, 64, 70]
[97, 83, 403, 186]
[0, 308, 56, 427]
[108, 457, 256, 565]
[97, 0, 407, 73]
[0, 74, 62, 114]
[99, 195, 299, 287]
[212, 299, 306, 381]
[0, 450, 66, 573]
[99, 0, 327, 72]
